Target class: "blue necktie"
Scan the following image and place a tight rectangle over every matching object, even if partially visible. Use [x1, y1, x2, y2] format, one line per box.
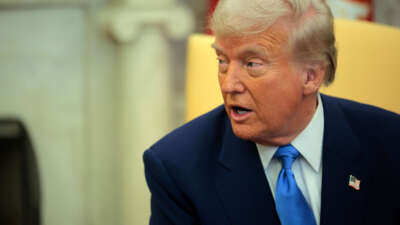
[274, 144, 317, 225]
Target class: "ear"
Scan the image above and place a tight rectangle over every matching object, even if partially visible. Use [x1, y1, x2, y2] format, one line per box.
[302, 62, 325, 96]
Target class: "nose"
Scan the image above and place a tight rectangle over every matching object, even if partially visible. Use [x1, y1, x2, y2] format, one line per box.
[219, 62, 245, 94]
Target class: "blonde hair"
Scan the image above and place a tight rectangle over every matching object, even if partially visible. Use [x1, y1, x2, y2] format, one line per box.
[211, 0, 337, 86]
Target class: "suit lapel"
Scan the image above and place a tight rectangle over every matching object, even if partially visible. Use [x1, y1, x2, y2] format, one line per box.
[320, 95, 365, 225]
[215, 117, 281, 225]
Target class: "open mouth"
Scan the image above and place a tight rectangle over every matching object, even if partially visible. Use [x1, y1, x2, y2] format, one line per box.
[232, 106, 252, 115]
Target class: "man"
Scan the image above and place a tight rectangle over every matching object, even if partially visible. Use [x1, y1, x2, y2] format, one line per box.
[143, 0, 400, 224]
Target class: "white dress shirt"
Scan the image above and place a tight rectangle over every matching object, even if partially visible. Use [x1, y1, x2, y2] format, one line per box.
[257, 94, 324, 225]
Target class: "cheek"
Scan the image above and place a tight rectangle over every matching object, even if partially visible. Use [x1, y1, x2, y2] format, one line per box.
[218, 75, 228, 100]
[249, 71, 302, 119]
[249, 75, 283, 106]
[218, 75, 224, 91]
[248, 81, 281, 123]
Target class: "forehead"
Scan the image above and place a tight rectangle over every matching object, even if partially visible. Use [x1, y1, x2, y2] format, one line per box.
[213, 23, 290, 56]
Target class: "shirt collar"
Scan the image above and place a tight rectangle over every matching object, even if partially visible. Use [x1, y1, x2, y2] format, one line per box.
[257, 94, 324, 172]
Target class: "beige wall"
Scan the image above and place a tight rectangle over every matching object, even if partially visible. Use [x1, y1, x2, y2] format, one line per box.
[0, 0, 194, 225]
[0, 3, 120, 225]
[0, 8, 87, 225]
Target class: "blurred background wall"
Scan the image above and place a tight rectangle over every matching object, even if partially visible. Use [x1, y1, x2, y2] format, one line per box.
[0, 1, 398, 225]
[0, 1, 120, 225]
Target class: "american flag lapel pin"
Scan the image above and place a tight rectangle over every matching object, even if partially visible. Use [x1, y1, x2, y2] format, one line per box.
[349, 175, 361, 190]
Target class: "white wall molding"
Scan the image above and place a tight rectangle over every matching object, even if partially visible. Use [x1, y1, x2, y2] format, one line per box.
[101, 4, 194, 43]
[100, 2, 194, 225]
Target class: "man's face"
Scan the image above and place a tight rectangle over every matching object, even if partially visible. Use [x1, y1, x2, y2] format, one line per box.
[213, 21, 310, 146]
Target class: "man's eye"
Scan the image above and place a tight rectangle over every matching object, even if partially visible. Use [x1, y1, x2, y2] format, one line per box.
[217, 58, 229, 73]
[247, 61, 262, 68]
[218, 58, 227, 64]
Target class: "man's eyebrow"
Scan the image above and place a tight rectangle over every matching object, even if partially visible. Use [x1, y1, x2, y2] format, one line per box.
[238, 46, 269, 57]
[211, 43, 269, 58]
[211, 43, 223, 52]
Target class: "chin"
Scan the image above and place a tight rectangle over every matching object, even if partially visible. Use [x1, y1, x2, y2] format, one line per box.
[231, 123, 259, 142]
[231, 122, 290, 146]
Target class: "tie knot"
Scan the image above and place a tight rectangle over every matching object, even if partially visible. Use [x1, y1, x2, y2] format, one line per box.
[274, 144, 300, 169]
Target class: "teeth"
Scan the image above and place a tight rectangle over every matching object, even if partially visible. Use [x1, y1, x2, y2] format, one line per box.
[237, 110, 248, 115]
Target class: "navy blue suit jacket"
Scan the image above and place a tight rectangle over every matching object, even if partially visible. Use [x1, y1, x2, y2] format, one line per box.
[143, 95, 400, 225]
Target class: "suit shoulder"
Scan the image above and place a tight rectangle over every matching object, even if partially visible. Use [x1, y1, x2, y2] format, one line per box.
[322, 94, 400, 135]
